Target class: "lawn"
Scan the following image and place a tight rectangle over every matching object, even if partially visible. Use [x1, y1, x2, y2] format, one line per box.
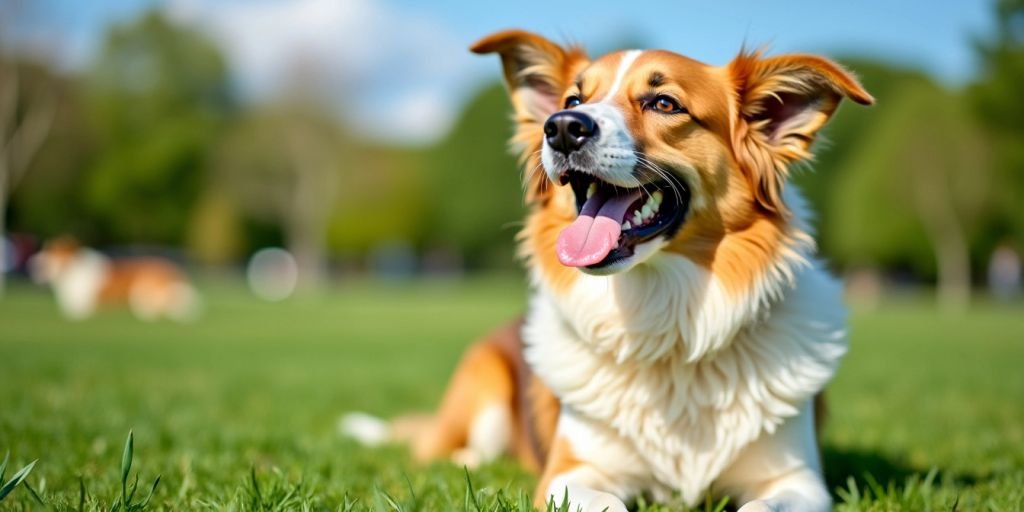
[1, 276, 1022, 511]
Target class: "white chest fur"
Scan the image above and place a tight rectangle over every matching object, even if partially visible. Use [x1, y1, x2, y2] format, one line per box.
[54, 250, 109, 319]
[523, 250, 847, 504]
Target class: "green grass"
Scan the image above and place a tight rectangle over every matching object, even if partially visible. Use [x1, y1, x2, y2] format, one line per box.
[1, 276, 1022, 511]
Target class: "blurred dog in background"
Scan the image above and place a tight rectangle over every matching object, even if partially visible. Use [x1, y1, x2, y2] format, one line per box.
[30, 236, 200, 322]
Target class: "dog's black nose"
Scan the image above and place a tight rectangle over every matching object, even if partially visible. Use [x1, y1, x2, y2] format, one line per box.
[544, 111, 598, 155]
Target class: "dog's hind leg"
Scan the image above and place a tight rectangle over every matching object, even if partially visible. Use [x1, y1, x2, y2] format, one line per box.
[339, 318, 547, 468]
[407, 319, 523, 467]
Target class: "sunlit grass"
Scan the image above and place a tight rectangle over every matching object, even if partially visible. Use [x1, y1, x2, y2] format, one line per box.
[1, 277, 1022, 510]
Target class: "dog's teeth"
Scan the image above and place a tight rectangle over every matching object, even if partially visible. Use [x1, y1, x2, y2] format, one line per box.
[653, 191, 663, 204]
[586, 183, 596, 199]
[641, 205, 653, 219]
[633, 211, 643, 225]
[622, 221, 631, 230]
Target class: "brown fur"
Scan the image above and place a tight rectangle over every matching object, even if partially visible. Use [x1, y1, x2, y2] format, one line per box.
[533, 436, 582, 508]
[405, 319, 559, 472]
[96, 258, 187, 306]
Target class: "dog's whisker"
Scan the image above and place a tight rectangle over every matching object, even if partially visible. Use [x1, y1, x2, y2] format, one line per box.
[633, 152, 684, 206]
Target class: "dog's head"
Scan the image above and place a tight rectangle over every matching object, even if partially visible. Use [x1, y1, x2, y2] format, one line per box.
[29, 236, 82, 284]
[472, 30, 872, 279]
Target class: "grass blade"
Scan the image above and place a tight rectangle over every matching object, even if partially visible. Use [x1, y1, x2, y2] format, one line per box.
[0, 459, 37, 502]
[379, 488, 404, 512]
[121, 430, 134, 506]
[138, 475, 162, 509]
[463, 467, 482, 512]
[78, 476, 87, 512]
[250, 467, 262, 508]
[24, 479, 45, 505]
[402, 473, 418, 512]
[127, 472, 139, 505]
[0, 450, 8, 484]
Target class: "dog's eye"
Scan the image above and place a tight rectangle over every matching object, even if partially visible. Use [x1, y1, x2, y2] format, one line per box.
[648, 95, 686, 114]
[564, 96, 582, 109]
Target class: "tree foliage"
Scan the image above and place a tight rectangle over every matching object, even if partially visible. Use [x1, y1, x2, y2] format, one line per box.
[425, 83, 523, 268]
[970, 0, 1024, 247]
[8, 62, 93, 239]
[82, 11, 232, 245]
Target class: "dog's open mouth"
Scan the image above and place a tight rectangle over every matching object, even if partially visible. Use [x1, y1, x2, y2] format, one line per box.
[556, 170, 690, 269]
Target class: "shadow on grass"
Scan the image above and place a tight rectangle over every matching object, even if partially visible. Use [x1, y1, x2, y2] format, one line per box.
[823, 445, 916, 492]
[823, 444, 983, 496]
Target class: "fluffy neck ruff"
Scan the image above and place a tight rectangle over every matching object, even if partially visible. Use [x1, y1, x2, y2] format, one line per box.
[526, 188, 820, 363]
[521, 190, 848, 503]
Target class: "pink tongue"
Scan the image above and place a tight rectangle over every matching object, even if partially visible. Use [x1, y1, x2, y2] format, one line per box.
[557, 189, 642, 267]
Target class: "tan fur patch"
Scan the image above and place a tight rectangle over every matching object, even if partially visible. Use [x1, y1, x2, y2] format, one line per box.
[533, 435, 582, 508]
[98, 259, 185, 306]
[410, 334, 516, 461]
[407, 318, 560, 472]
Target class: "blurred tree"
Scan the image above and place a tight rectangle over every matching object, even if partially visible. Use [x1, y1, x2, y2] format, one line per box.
[325, 144, 428, 255]
[185, 189, 245, 266]
[213, 103, 345, 290]
[827, 80, 992, 311]
[794, 59, 932, 259]
[0, 55, 57, 295]
[82, 10, 232, 245]
[425, 82, 523, 269]
[8, 65, 95, 241]
[970, 0, 1024, 253]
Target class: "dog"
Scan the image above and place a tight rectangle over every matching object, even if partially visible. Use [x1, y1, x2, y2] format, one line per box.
[30, 236, 200, 322]
[342, 30, 872, 511]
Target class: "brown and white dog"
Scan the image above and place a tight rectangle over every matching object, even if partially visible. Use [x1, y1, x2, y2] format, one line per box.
[343, 30, 872, 511]
[30, 237, 200, 322]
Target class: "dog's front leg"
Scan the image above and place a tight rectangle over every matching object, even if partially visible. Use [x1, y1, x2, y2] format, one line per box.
[534, 411, 646, 512]
[714, 400, 832, 512]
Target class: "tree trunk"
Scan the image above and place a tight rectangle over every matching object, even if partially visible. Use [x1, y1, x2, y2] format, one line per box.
[0, 60, 56, 298]
[912, 169, 971, 313]
[282, 122, 336, 293]
[285, 208, 326, 293]
[929, 216, 971, 312]
[0, 172, 6, 297]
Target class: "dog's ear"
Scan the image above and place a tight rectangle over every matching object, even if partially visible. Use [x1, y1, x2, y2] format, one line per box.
[471, 29, 587, 124]
[471, 30, 588, 202]
[729, 51, 872, 214]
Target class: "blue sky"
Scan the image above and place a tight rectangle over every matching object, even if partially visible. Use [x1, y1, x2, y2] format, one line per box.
[20, 0, 998, 144]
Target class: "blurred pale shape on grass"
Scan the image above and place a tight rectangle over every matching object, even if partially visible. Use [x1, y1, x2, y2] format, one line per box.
[246, 247, 298, 301]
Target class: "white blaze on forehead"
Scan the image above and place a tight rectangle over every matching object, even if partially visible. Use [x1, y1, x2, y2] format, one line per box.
[600, 50, 643, 103]
[541, 50, 643, 188]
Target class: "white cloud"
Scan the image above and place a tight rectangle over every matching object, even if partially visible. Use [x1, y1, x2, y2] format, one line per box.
[170, 0, 483, 145]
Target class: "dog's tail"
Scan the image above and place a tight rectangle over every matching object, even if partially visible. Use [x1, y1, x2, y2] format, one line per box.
[338, 412, 433, 447]
[338, 412, 390, 446]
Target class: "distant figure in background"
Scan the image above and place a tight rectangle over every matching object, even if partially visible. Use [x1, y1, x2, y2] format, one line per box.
[988, 242, 1021, 300]
[30, 236, 201, 321]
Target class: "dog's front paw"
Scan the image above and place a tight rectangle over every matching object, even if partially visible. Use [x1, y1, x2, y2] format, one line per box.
[737, 500, 779, 512]
[581, 492, 628, 512]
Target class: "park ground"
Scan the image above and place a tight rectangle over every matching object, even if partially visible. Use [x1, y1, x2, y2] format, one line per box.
[1, 276, 1022, 511]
